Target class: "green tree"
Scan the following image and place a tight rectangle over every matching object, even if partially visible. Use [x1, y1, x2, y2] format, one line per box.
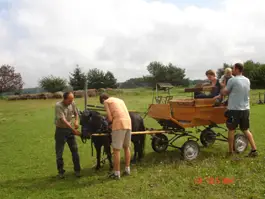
[103, 71, 117, 88]
[87, 68, 105, 89]
[69, 65, 86, 90]
[86, 69, 118, 89]
[249, 64, 265, 89]
[243, 60, 261, 78]
[146, 61, 188, 86]
[0, 65, 24, 93]
[38, 75, 67, 93]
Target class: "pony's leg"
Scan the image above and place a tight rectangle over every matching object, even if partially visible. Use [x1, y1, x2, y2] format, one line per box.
[138, 135, 145, 161]
[106, 146, 113, 171]
[95, 144, 101, 170]
[131, 138, 137, 164]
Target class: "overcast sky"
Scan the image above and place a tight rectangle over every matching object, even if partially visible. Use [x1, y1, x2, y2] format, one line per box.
[0, 0, 265, 88]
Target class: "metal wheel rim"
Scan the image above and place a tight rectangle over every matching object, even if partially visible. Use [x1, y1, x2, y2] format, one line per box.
[235, 136, 248, 152]
[156, 138, 167, 150]
[201, 131, 216, 146]
[203, 135, 215, 144]
[183, 143, 199, 160]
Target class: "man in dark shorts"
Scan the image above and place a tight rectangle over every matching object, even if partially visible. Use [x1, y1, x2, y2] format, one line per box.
[221, 63, 258, 157]
[54, 92, 81, 178]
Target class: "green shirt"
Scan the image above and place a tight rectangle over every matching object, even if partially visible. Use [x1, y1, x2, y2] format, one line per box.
[55, 101, 77, 128]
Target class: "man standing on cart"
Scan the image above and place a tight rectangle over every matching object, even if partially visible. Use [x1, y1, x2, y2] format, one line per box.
[221, 63, 258, 157]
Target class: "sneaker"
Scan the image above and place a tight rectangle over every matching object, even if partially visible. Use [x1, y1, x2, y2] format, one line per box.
[122, 171, 130, 176]
[246, 150, 258, 157]
[57, 173, 65, 179]
[108, 172, 120, 180]
[75, 171, 81, 178]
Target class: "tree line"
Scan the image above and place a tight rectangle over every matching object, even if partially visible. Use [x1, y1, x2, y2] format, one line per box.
[1, 59, 265, 94]
[38, 66, 118, 93]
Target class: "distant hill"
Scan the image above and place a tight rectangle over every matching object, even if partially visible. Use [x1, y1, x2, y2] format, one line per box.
[1, 87, 47, 96]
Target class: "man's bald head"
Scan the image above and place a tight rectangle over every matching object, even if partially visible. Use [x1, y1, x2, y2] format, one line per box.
[63, 92, 74, 105]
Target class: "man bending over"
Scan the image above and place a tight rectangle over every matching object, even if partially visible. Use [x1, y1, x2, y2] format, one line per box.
[100, 93, 132, 180]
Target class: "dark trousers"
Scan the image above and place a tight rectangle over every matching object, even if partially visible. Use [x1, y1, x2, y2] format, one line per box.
[55, 127, 81, 174]
[194, 91, 214, 99]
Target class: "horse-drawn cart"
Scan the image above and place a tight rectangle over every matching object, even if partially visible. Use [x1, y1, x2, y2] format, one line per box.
[80, 84, 249, 163]
[146, 86, 249, 160]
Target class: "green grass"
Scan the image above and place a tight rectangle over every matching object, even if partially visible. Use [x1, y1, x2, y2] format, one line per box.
[1, 88, 265, 199]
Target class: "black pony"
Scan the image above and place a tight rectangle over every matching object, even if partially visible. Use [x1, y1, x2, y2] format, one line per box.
[79, 109, 113, 170]
[79, 109, 146, 170]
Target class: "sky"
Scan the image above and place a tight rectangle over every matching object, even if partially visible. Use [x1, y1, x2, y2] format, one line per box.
[0, 0, 265, 88]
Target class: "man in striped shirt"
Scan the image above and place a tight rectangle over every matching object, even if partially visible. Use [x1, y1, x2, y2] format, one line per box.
[100, 93, 132, 180]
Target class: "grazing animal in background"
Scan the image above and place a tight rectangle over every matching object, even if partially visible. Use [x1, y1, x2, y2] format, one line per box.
[80, 109, 146, 170]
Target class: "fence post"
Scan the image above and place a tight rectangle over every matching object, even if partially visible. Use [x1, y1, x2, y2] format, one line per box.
[84, 79, 87, 110]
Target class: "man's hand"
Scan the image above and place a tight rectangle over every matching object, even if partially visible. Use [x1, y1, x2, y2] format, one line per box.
[213, 95, 221, 100]
[74, 120, 79, 129]
[221, 88, 229, 96]
[73, 129, 81, 136]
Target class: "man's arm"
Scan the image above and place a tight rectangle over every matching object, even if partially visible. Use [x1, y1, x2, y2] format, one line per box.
[221, 78, 233, 96]
[72, 102, 79, 129]
[104, 102, 113, 123]
[56, 105, 80, 135]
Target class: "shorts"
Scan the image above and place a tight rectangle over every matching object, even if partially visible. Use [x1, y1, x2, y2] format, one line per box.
[225, 110, 250, 131]
[111, 129, 131, 150]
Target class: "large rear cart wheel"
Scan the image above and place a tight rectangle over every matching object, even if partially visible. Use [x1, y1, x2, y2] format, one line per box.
[181, 140, 200, 161]
[234, 133, 248, 153]
[200, 129, 216, 147]
[151, 134, 169, 153]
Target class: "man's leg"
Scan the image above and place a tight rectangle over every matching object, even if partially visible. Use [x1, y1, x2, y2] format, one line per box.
[243, 130, 257, 151]
[55, 128, 66, 178]
[113, 148, 121, 175]
[240, 110, 258, 157]
[109, 130, 124, 179]
[123, 129, 131, 175]
[228, 130, 235, 153]
[66, 134, 81, 177]
[225, 111, 238, 155]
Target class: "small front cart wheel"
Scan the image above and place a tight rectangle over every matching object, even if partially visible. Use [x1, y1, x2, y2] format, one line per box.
[151, 134, 169, 153]
[234, 133, 248, 153]
[181, 140, 200, 161]
[200, 129, 216, 147]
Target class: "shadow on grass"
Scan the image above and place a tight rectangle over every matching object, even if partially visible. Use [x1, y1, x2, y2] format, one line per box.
[0, 166, 119, 191]
[0, 143, 237, 191]
[131, 145, 228, 167]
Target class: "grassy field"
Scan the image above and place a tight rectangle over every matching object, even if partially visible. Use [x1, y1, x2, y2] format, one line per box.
[1, 88, 265, 199]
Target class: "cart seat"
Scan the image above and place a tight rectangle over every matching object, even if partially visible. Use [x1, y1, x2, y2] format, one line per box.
[169, 99, 195, 107]
[169, 98, 217, 107]
[194, 98, 216, 107]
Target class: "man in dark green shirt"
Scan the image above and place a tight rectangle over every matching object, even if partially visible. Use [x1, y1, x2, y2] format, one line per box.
[54, 92, 81, 178]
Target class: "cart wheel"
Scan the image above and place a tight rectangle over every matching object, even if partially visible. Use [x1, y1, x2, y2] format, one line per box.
[151, 134, 169, 153]
[234, 133, 248, 153]
[181, 140, 200, 161]
[200, 129, 216, 147]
